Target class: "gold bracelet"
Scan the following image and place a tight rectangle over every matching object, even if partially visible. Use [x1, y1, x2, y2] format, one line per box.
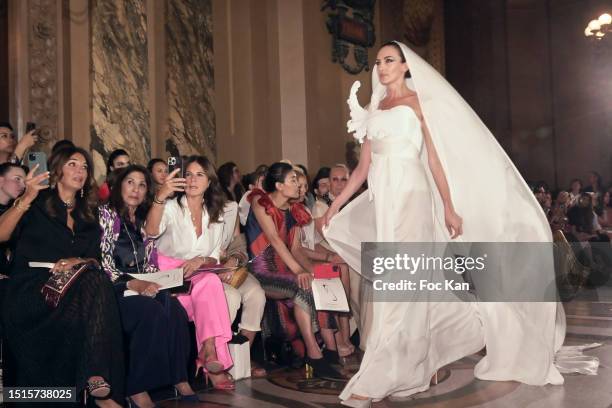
[153, 195, 166, 205]
[12, 198, 30, 212]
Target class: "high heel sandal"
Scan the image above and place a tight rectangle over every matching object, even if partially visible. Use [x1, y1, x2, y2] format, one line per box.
[173, 387, 201, 403]
[87, 378, 111, 399]
[304, 356, 344, 380]
[195, 357, 224, 376]
[205, 372, 236, 390]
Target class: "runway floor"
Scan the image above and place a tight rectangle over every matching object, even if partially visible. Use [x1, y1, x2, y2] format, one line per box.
[157, 299, 612, 408]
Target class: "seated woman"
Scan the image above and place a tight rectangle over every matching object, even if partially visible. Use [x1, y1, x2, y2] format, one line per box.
[99, 165, 197, 407]
[598, 191, 611, 228]
[218, 200, 267, 377]
[245, 162, 342, 378]
[145, 155, 235, 390]
[293, 169, 355, 361]
[0, 147, 124, 407]
[147, 158, 168, 193]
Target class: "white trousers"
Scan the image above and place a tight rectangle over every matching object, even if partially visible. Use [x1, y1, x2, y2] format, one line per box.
[223, 273, 266, 332]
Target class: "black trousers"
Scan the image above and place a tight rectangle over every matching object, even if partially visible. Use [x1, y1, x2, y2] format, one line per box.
[117, 290, 190, 396]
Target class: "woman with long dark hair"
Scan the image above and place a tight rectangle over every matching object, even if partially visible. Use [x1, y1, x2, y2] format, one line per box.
[322, 41, 575, 406]
[217, 161, 245, 202]
[0, 146, 124, 407]
[245, 162, 341, 379]
[146, 155, 235, 390]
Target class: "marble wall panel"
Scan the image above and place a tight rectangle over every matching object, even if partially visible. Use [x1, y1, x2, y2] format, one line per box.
[90, 0, 149, 179]
[166, 0, 215, 160]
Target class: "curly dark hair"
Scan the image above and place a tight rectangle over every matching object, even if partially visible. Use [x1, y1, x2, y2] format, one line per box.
[46, 146, 98, 222]
[176, 155, 226, 224]
[108, 165, 154, 223]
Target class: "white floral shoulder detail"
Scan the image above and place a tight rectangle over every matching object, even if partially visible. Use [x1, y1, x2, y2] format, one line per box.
[346, 81, 369, 144]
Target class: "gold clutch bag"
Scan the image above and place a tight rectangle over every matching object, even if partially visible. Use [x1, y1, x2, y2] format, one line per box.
[228, 266, 248, 288]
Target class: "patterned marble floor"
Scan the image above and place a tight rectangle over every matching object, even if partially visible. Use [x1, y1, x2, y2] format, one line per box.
[160, 300, 612, 408]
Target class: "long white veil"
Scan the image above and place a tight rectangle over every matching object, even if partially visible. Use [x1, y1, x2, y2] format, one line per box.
[332, 41, 599, 383]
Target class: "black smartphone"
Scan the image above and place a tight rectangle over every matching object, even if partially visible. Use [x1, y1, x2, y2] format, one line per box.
[167, 156, 184, 178]
[25, 121, 36, 133]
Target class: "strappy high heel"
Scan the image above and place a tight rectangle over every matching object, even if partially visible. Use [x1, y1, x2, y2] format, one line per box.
[87, 378, 111, 399]
[205, 372, 236, 390]
[195, 357, 224, 376]
[173, 387, 201, 403]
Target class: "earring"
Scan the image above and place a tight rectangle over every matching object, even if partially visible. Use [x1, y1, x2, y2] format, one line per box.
[80, 189, 84, 198]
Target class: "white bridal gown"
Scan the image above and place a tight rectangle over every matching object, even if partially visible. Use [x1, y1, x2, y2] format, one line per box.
[323, 41, 591, 402]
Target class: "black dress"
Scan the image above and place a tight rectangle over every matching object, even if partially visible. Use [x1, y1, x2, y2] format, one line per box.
[1, 190, 124, 406]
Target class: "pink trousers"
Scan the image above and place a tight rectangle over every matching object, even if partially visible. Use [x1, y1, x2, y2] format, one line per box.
[158, 253, 233, 371]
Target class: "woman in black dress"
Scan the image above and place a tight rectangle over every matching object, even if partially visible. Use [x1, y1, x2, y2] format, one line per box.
[0, 147, 124, 407]
[99, 165, 196, 407]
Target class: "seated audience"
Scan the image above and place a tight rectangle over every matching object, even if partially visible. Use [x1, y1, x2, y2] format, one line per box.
[146, 155, 235, 390]
[583, 171, 604, 214]
[567, 193, 607, 242]
[549, 190, 569, 231]
[99, 149, 131, 203]
[293, 169, 355, 361]
[99, 165, 197, 407]
[238, 167, 267, 227]
[218, 200, 267, 377]
[0, 146, 124, 407]
[147, 158, 168, 193]
[568, 178, 583, 207]
[218, 161, 245, 202]
[598, 191, 611, 228]
[245, 162, 342, 379]
[311, 166, 331, 208]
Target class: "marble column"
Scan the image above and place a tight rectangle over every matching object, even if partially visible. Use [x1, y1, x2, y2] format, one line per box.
[165, 0, 216, 159]
[90, 0, 150, 179]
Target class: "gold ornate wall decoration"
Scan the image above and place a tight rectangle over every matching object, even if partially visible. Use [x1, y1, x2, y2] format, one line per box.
[28, 0, 58, 151]
[403, 0, 445, 74]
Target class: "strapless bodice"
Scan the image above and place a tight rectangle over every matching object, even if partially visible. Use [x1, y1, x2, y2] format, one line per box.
[366, 105, 423, 158]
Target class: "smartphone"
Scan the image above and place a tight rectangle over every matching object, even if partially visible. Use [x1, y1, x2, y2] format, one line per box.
[27, 152, 48, 185]
[25, 121, 36, 133]
[167, 156, 184, 178]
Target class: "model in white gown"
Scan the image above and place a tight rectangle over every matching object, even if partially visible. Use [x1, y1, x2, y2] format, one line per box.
[323, 41, 597, 406]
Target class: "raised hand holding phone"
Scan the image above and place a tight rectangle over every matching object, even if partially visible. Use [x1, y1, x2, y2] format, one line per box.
[27, 152, 48, 185]
[156, 168, 186, 201]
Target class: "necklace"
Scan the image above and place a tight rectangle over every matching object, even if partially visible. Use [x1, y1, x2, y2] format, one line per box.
[62, 198, 75, 209]
[123, 223, 141, 274]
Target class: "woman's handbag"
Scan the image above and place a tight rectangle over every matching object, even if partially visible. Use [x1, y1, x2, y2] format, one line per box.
[41, 260, 97, 308]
